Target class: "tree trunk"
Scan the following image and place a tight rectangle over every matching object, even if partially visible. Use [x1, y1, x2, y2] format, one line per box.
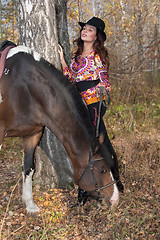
[18, 0, 74, 188]
[55, 0, 71, 66]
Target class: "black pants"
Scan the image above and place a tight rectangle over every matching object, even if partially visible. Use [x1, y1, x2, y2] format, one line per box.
[87, 101, 120, 181]
[87, 101, 116, 156]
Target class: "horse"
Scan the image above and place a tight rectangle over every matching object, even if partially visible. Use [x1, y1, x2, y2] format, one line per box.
[0, 42, 119, 213]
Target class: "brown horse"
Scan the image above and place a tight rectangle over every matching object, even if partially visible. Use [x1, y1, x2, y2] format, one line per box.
[0, 43, 119, 213]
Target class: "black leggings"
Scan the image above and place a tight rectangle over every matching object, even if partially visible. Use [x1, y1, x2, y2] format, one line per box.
[87, 101, 121, 182]
[87, 101, 116, 157]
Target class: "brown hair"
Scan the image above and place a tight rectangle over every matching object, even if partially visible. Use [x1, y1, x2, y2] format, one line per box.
[73, 29, 110, 70]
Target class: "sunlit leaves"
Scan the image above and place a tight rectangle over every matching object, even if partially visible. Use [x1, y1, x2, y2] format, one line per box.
[0, 0, 18, 42]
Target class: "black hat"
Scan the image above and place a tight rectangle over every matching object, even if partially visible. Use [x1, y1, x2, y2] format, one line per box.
[78, 17, 106, 41]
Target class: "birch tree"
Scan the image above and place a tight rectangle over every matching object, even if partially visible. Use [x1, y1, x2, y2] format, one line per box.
[18, 0, 74, 188]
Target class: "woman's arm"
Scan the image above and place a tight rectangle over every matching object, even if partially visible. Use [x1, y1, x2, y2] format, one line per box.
[58, 44, 68, 68]
[58, 44, 74, 82]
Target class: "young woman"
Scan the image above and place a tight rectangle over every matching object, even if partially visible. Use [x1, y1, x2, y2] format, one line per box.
[59, 17, 124, 193]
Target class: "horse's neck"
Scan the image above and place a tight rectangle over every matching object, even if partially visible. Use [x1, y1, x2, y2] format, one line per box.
[50, 122, 90, 167]
[42, 100, 91, 169]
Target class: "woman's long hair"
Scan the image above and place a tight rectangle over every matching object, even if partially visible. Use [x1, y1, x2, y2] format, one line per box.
[73, 29, 110, 70]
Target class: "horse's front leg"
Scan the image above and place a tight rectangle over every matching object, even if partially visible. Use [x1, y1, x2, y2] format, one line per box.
[22, 130, 43, 213]
[0, 128, 5, 150]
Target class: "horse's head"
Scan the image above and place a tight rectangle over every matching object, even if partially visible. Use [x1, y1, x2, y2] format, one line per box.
[76, 135, 119, 208]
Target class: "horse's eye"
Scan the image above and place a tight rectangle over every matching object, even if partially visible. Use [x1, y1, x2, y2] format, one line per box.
[101, 169, 107, 174]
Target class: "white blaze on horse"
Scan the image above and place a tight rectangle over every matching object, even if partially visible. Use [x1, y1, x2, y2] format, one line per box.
[0, 41, 119, 213]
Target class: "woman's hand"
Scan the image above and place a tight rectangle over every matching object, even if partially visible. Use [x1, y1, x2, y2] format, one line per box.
[58, 44, 68, 68]
[58, 44, 64, 61]
[96, 85, 106, 95]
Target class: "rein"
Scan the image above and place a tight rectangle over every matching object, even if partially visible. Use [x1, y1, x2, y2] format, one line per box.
[96, 87, 110, 137]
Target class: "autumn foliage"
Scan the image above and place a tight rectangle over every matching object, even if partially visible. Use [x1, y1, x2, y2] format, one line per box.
[0, 1, 159, 239]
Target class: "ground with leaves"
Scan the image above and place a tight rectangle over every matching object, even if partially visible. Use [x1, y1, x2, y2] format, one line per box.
[0, 130, 159, 240]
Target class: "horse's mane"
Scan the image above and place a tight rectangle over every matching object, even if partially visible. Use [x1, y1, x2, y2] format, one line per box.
[3, 39, 96, 145]
[39, 57, 96, 144]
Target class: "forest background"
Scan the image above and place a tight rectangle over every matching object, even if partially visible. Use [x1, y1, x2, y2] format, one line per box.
[0, 0, 160, 239]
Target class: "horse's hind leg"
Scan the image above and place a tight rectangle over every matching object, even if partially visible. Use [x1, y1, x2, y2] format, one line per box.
[22, 131, 43, 213]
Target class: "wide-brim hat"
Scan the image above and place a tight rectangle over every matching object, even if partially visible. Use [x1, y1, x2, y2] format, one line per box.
[78, 17, 106, 41]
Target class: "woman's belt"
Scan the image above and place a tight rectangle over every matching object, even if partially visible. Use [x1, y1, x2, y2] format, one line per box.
[75, 79, 100, 93]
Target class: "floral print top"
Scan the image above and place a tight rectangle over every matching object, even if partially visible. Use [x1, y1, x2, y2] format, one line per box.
[63, 50, 111, 105]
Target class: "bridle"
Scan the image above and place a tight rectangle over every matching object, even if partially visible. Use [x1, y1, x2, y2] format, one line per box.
[76, 150, 117, 195]
[76, 89, 116, 205]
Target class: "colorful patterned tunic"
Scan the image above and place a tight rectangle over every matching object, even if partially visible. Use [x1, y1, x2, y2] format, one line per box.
[63, 50, 111, 105]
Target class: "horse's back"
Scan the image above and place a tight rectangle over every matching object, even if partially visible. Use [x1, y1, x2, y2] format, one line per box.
[0, 49, 45, 137]
[0, 47, 75, 138]
[0, 46, 95, 144]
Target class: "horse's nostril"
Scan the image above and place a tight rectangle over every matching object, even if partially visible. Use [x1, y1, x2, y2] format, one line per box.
[101, 169, 107, 174]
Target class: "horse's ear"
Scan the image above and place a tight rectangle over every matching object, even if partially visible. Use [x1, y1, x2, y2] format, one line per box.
[91, 133, 105, 154]
[99, 132, 105, 145]
[91, 138, 99, 154]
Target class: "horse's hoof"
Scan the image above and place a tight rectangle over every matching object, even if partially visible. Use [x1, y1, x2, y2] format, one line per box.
[26, 203, 40, 213]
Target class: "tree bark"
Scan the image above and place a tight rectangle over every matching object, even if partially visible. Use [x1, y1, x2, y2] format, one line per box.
[18, 0, 74, 188]
[55, 0, 71, 66]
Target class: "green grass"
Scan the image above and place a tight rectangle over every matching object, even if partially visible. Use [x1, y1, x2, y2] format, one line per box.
[105, 98, 160, 137]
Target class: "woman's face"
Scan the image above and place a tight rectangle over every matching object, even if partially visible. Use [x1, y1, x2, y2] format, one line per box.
[81, 24, 97, 43]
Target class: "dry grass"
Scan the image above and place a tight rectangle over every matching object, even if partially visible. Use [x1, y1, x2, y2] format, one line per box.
[0, 130, 159, 239]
